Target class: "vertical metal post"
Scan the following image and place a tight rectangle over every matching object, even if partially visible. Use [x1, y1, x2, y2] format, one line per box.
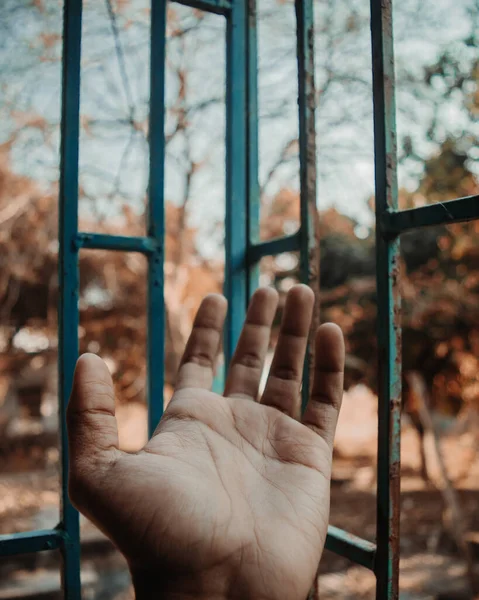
[370, 0, 401, 597]
[147, 0, 167, 436]
[246, 0, 260, 299]
[225, 0, 248, 364]
[58, 0, 82, 597]
[295, 0, 319, 412]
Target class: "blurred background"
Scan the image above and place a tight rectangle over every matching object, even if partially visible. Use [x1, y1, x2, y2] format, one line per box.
[0, 0, 478, 598]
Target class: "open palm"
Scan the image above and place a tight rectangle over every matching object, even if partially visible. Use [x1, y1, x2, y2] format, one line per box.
[67, 286, 344, 600]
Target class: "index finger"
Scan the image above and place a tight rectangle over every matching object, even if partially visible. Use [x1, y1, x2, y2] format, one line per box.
[175, 294, 227, 391]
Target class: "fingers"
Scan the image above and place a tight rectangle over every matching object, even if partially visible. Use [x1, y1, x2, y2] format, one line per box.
[67, 353, 119, 477]
[224, 287, 278, 400]
[260, 285, 314, 418]
[302, 323, 345, 448]
[175, 294, 227, 391]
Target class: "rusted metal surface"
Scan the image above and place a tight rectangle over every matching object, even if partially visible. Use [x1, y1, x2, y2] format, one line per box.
[295, 3, 321, 597]
[295, 0, 320, 413]
[381, 193, 479, 236]
[370, 0, 401, 597]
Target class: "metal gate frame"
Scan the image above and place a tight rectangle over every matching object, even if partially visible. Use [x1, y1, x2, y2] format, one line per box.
[1, 1, 478, 598]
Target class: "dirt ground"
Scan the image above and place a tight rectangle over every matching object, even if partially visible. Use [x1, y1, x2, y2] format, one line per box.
[0, 386, 478, 599]
[320, 386, 479, 599]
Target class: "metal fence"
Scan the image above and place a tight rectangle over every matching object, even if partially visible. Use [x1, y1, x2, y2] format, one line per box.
[1, 1, 478, 598]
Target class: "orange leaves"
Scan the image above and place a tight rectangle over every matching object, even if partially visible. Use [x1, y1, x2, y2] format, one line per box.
[39, 33, 61, 49]
[11, 112, 49, 134]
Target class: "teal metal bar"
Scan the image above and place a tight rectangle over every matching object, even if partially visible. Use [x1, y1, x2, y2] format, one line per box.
[370, 0, 401, 597]
[147, 0, 167, 436]
[246, 0, 260, 300]
[0, 530, 64, 557]
[76, 233, 159, 254]
[58, 0, 82, 597]
[225, 0, 248, 365]
[295, 0, 318, 413]
[248, 232, 300, 264]
[382, 194, 479, 236]
[325, 526, 377, 571]
[172, 0, 231, 15]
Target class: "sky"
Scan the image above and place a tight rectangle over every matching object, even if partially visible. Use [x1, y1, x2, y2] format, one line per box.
[0, 0, 477, 256]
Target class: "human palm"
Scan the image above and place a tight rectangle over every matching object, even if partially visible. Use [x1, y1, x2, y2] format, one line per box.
[67, 286, 344, 599]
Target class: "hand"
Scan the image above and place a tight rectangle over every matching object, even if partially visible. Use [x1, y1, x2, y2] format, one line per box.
[67, 285, 344, 600]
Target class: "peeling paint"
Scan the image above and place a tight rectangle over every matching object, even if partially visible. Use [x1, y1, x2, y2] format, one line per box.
[370, 0, 401, 597]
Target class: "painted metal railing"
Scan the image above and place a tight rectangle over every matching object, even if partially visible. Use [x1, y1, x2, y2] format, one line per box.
[1, 1, 478, 599]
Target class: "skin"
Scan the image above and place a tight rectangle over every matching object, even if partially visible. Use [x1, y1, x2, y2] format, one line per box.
[67, 285, 345, 600]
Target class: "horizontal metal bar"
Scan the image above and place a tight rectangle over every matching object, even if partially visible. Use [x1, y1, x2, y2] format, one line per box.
[76, 233, 160, 254]
[0, 529, 64, 557]
[247, 232, 300, 264]
[171, 0, 231, 15]
[381, 194, 479, 236]
[325, 525, 376, 571]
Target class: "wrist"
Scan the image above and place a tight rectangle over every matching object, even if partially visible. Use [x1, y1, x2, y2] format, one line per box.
[130, 567, 230, 600]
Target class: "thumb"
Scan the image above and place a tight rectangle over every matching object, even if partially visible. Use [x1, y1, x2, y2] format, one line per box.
[67, 354, 120, 492]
